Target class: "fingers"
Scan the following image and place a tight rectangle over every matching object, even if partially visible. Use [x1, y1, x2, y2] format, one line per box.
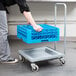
[35, 26, 43, 32]
[27, 21, 30, 24]
[37, 28, 43, 32]
[33, 25, 43, 32]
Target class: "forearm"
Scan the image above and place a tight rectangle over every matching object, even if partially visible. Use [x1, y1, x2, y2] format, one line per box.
[23, 11, 36, 26]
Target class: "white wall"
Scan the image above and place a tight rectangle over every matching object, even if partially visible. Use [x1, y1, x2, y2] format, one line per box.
[7, 2, 76, 38]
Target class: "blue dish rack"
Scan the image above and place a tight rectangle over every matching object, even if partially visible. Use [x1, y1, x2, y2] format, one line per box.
[17, 24, 60, 44]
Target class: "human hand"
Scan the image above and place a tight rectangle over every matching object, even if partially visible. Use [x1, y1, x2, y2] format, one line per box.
[33, 25, 43, 32]
[27, 21, 30, 24]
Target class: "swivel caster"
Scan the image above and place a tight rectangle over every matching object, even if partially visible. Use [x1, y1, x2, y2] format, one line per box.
[59, 58, 65, 65]
[31, 63, 39, 72]
[19, 54, 25, 62]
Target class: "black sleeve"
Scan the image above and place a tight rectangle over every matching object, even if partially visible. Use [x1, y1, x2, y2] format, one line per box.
[0, 2, 5, 10]
[0, 2, 9, 13]
[15, 0, 30, 13]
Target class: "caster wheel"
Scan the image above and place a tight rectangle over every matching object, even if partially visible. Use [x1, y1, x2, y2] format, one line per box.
[19, 54, 25, 62]
[59, 58, 65, 65]
[31, 63, 39, 72]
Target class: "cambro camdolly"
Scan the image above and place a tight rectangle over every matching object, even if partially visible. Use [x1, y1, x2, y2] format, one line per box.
[17, 3, 67, 71]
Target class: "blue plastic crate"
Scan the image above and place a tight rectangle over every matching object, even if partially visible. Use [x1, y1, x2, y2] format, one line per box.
[17, 24, 60, 44]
